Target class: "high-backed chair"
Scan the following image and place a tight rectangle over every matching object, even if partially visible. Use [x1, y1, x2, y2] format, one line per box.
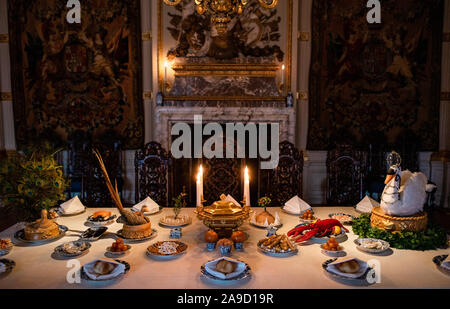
[135, 142, 172, 207]
[260, 141, 303, 206]
[82, 131, 123, 207]
[326, 144, 368, 205]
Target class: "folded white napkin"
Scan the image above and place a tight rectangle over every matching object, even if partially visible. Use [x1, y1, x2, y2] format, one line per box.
[60, 196, 85, 214]
[83, 259, 125, 281]
[132, 196, 160, 213]
[225, 195, 241, 207]
[205, 257, 246, 280]
[283, 196, 311, 214]
[356, 196, 379, 213]
[327, 257, 368, 279]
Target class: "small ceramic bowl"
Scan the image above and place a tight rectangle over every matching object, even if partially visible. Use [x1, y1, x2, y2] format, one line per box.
[320, 244, 345, 257]
[206, 242, 216, 251]
[234, 242, 243, 251]
[219, 245, 232, 256]
[106, 244, 131, 256]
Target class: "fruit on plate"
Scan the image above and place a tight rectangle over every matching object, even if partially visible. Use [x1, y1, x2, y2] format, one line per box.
[110, 238, 128, 252]
[217, 238, 233, 247]
[333, 226, 341, 235]
[92, 211, 112, 220]
[322, 237, 341, 251]
[231, 231, 246, 243]
[0, 239, 12, 249]
[301, 209, 315, 220]
[205, 230, 219, 243]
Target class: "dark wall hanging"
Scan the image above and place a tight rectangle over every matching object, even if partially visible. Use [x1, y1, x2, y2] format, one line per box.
[8, 0, 144, 149]
[308, 0, 443, 151]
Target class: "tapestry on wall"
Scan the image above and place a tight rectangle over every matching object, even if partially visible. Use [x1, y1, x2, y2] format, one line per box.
[308, 0, 443, 150]
[8, 0, 143, 149]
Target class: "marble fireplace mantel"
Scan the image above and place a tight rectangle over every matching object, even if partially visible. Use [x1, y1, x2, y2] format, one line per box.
[154, 103, 296, 151]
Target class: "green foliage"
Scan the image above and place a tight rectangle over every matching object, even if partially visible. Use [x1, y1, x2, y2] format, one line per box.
[352, 214, 448, 251]
[0, 143, 68, 221]
[172, 192, 187, 219]
[258, 196, 271, 211]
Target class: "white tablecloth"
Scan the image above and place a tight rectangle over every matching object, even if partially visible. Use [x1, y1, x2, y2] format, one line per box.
[0, 207, 449, 289]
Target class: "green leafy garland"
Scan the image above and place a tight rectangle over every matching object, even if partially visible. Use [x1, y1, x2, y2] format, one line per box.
[352, 214, 448, 250]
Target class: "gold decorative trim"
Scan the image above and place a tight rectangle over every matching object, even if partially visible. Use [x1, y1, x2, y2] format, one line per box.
[171, 63, 279, 77]
[441, 92, 450, 101]
[297, 91, 308, 100]
[0, 33, 8, 43]
[142, 31, 152, 41]
[163, 96, 286, 101]
[143, 91, 153, 100]
[298, 31, 310, 41]
[430, 150, 450, 162]
[443, 33, 450, 42]
[0, 92, 12, 101]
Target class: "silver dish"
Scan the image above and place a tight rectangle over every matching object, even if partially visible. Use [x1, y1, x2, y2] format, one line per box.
[200, 259, 251, 283]
[54, 241, 91, 257]
[0, 259, 15, 276]
[14, 225, 68, 245]
[257, 242, 298, 257]
[80, 259, 130, 282]
[115, 228, 158, 243]
[56, 206, 87, 217]
[322, 258, 375, 286]
[80, 226, 108, 241]
[328, 213, 356, 225]
[432, 255, 450, 276]
[354, 238, 390, 254]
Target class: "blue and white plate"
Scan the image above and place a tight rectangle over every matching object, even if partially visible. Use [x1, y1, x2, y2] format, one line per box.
[432, 255, 450, 276]
[54, 241, 91, 257]
[328, 213, 356, 225]
[257, 242, 298, 257]
[80, 259, 130, 282]
[86, 214, 117, 226]
[0, 259, 15, 276]
[200, 259, 251, 284]
[293, 223, 347, 244]
[321, 244, 346, 257]
[322, 258, 375, 286]
[115, 228, 158, 243]
[0, 243, 13, 257]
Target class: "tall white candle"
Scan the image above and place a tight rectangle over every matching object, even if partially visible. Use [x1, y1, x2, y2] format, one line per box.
[244, 166, 250, 206]
[164, 60, 168, 87]
[196, 165, 203, 207]
[281, 64, 285, 86]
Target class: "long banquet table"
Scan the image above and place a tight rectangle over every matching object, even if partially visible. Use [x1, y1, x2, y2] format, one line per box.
[0, 207, 449, 289]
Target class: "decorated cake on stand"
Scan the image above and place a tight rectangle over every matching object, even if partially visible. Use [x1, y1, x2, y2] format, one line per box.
[370, 151, 428, 232]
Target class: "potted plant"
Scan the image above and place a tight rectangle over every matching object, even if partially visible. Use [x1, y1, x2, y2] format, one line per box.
[0, 143, 68, 222]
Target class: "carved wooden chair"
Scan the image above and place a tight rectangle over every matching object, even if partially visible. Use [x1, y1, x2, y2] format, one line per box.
[135, 142, 172, 207]
[260, 141, 304, 206]
[82, 131, 123, 207]
[326, 144, 368, 206]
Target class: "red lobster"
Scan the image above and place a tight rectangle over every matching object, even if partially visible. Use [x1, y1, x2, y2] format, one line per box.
[287, 219, 349, 243]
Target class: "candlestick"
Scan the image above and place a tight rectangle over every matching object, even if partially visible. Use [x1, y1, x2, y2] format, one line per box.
[196, 165, 204, 207]
[244, 166, 250, 206]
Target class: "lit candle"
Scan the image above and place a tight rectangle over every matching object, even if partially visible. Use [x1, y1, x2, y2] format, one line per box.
[244, 166, 250, 206]
[281, 64, 285, 86]
[164, 60, 169, 86]
[196, 165, 203, 207]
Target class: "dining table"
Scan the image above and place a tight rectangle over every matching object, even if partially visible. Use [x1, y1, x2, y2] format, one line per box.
[0, 206, 449, 289]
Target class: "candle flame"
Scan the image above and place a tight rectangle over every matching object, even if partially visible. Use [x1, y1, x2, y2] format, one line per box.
[281, 64, 285, 70]
[164, 60, 169, 68]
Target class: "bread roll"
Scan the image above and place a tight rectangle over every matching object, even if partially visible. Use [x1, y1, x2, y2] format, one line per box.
[93, 261, 117, 275]
[216, 260, 237, 275]
[336, 260, 360, 273]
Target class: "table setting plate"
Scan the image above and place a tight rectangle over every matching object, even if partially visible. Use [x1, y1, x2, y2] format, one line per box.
[0, 259, 16, 276]
[54, 240, 91, 257]
[354, 238, 390, 254]
[14, 225, 68, 245]
[322, 258, 375, 286]
[86, 214, 117, 226]
[328, 213, 356, 225]
[106, 244, 132, 257]
[432, 255, 450, 276]
[257, 242, 298, 257]
[131, 206, 163, 216]
[0, 244, 13, 257]
[320, 244, 346, 257]
[115, 228, 158, 243]
[80, 259, 130, 282]
[200, 259, 251, 284]
[146, 241, 187, 259]
[159, 216, 192, 228]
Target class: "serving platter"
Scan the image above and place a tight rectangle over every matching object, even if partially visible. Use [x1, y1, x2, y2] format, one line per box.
[86, 214, 117, 226]
[432, 255, 450, 276]
[354, 238, 390, 254]
[322, 258, 375, 286]
[328, 213, 356, 225]
[54, 241, 91, 257]
[0, 259, 15, 276]
[146, 241, 187, 259]
[14, 225, 68, 245]
[115, 228, 158, 243]
[80, 259, 130, 282]
[257, 242, 298, 257]
[200, 259, 251, 284]
[131, 206, 163, 216]
[292, 223, 347, 244]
